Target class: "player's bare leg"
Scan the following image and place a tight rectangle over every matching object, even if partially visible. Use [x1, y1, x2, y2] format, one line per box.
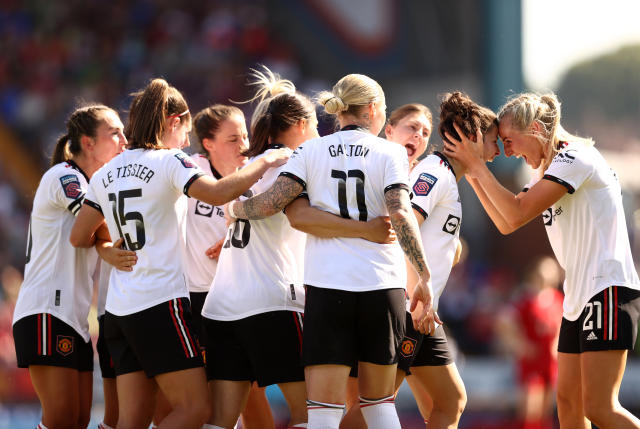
[404, 373, 434, 426]
[101, 377, 119, 429]
[409, 364, 466, 429]
[155, 367, 210, 429]
[556, 353, 590, 429]
[115, 371, 157, 429]
[279, 381, 308, 427]
[581, 350, 640, 428]
[29, 366, 81, 429]
[239, 383, 274, 429]
[209, 379, 251, 429]
[306, 364, 350, 428]
[358, 362, 401, 429]
[339, 376, 366, 429]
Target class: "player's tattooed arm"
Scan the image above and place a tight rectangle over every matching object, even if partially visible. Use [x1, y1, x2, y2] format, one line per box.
[233, 176, 304, 220]
[384, 188, 429, 278]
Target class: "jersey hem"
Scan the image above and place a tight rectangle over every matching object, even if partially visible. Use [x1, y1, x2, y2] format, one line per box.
[562, 281, 640, 321]
[105, 292, 189, 316]
[202, 305, 305, 321]
[302, 280, 406, 292]
[12, 310, 90, 342]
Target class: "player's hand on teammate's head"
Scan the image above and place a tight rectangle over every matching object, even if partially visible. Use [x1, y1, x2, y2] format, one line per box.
[205, 238, 225, 260]
[263, 147, 292, 168]
[443, 123, 485, 177]
[365, 216, 396, 244]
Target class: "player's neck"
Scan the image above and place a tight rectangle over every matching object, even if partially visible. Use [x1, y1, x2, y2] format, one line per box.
[69, 153, 101, 179]
[447, 157, 466, 182]
[209, 158, 237, 177]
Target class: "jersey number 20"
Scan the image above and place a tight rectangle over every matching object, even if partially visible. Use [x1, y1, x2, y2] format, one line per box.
[108, 189, 146, 250]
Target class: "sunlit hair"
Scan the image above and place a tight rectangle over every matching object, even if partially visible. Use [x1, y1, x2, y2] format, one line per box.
[438, 92, 498, 147]
[243, 65, 315, 158]
[125, 78, 191, 150]
[388, 103, 432, 128]
[316, 74, 385, 125]
[498, 92, 593, 171]
[51, 104, 115, 166]
[193, 104, 244, 153]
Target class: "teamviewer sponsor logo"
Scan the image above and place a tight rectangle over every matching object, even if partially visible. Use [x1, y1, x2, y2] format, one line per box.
[442, 214, 460, 235]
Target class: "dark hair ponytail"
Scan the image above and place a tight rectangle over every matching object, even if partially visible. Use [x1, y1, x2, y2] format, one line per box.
[126, 78, 190, 150]
[438, 91, 497, 144]
[50, 104, 113, 166]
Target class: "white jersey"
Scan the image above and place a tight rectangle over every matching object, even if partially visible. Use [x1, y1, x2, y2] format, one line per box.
[410, 153, 461, 312]
[202, 146, 306, 321]
[184, 154, 228, 292]
[97, 260, 111, 317]
[280, 127, 409, 292]
[524, 141, 640, 320]
[84, 148, 205, 316]
[13, 161, 98, 341]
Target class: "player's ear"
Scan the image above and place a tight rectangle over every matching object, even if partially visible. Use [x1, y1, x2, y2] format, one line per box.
[202, 138, 215, 153]
[80, 134, 94, 152]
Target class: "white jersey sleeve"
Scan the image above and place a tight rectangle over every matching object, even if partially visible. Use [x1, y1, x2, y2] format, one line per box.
[54, 165, 87, 216]
[543, 143, 593, 193]
[12, 162, 98, 341]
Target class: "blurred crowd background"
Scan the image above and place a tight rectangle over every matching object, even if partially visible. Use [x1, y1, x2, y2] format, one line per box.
[1, 0, 639, 428]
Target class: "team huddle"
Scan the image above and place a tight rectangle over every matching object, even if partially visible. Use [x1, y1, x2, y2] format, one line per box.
[11, 67, 640, 429]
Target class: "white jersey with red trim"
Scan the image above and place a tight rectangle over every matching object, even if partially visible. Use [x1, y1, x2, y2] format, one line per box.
[279, 128, 409, 292]
[13, 161, 98, 341]
[526, 141, 639, 320]
[409, 152, 461, 312]
[84, 148, 205, 316]
[183, 154, 228, 293]
[202, 146, 306, 321]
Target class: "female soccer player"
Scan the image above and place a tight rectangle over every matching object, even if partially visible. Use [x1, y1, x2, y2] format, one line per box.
[12, 104, 126, 429]
[227, 73, 437, 429]
[444, 91, 640, 429]
[69, 78, 290, 429]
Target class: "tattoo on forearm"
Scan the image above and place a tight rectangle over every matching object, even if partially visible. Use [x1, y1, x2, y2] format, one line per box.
[235, 176, 303, 220]
[385, 189, 428, 276]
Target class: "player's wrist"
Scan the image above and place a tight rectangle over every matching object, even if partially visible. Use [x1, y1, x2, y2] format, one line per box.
[228, 201, 238, 219]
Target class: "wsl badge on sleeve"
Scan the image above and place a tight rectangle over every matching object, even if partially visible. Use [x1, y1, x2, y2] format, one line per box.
[413, 173, 437, 196]
[174, 153, 196, 168]
[59, 174, 82, 199]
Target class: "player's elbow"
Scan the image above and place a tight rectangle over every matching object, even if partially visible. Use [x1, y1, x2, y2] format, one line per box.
[69, 232, 93, 248]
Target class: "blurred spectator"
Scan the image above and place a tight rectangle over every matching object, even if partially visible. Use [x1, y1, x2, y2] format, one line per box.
[495, 256, 564, 429]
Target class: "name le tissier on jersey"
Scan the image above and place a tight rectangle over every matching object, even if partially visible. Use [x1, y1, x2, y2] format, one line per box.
[84, 148, 205, 316]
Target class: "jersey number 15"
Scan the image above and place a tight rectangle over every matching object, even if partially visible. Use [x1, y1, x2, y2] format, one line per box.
[108, 189, 146, 250]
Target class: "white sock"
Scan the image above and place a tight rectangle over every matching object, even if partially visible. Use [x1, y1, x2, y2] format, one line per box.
[37, 423, 49, 429]
[289, 424, 308, 428]
[98, 423, 115, 429]
[202, 425, 226, 429]
[307, 400, 344, 429]
[359, 395, 400, 429]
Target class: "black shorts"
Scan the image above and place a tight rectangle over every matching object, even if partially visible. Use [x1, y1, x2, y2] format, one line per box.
[97, 315, 115, 379]
[202, 310, 304, 387]
[303, 286, 405, 367]
[189, 291, 208, 360]
[105, 297, 203, 377]
[558, 286, 640, 354]
[13, 313, 93, 372]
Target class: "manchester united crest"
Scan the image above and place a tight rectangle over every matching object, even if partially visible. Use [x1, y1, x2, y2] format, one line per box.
[400, 336, 417, 358]
[56, 335, 74, 356]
